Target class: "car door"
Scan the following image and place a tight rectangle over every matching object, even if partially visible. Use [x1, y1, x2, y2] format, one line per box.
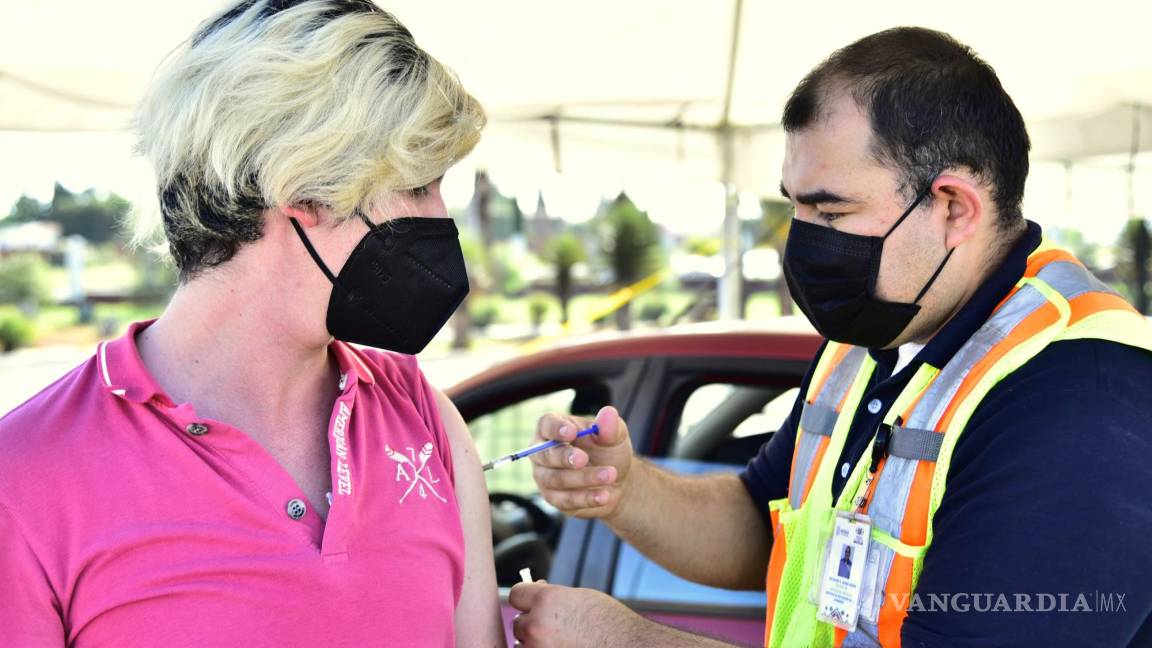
[570, 352, 810, 644]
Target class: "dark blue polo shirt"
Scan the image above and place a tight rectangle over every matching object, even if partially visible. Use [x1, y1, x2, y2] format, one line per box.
[741, 221, 1152, 646]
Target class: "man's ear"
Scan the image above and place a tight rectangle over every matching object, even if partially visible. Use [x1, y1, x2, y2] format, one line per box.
[932, 173, 986, 249]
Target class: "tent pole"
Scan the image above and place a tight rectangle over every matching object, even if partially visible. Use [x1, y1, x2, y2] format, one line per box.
[1129, 104, 1141, 219]
[717, 0, 745, 321]
[719, 130, 743, 320]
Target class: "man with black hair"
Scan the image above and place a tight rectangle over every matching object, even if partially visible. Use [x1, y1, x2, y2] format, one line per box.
[510, 27, 1152, 647]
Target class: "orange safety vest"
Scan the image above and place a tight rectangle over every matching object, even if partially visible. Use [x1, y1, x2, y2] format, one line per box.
[763, 243, 1152, 647]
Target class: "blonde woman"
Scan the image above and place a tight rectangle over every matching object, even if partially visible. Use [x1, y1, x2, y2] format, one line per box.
[0, 1, 503, 646]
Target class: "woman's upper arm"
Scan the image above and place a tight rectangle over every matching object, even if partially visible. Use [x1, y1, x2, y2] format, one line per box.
[0, 499, 66, 646]
[432, 387, 504, 648]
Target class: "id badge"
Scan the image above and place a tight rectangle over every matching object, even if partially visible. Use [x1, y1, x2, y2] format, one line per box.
[815, 511, 872, 632]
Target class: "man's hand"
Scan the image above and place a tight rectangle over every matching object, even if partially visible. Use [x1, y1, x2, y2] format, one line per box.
[508, 582, 740, 647]
[531, 406, 634, 520]
[508, 581, 646, 647]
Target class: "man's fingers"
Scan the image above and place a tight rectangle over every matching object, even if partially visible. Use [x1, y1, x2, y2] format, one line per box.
[536, 413, 590, 443]
[508, 581, 547, 612]
[530, 443, 588, 469]
[534, 464, 616, 491]
[540, 486, 612, 511]
[511, 612, 528, 643]
[540, 464, 616, 490]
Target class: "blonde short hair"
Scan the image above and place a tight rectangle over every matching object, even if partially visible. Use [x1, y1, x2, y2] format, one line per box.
[133, 0, 485, 279]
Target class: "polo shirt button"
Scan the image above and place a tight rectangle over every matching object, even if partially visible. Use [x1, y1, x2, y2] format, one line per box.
[867, 398, 882, 414]
[841, 462, 851, 478]
[185, 422, 209, 436]
[286, 498, 307, 520]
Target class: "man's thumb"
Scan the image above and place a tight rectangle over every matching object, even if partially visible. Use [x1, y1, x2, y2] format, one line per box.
[593, 406, 627, 447]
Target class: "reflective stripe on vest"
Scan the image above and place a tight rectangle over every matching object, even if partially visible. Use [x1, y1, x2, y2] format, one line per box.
[764, 244, 1152, 648]
[789, 346, 871, 510]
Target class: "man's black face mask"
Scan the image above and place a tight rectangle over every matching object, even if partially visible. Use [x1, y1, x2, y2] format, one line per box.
[782, 184, 953, 349]
[291, 213, 469, 355]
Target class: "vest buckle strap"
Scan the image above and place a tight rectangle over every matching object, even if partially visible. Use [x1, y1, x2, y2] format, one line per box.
[888, 425, 945, 462]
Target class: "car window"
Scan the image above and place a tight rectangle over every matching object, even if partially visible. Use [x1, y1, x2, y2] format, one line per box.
[678, 384, 800, 441]
[734, 386, 799, 438]
[471, 388, 575, 495]
[471, 379, 614, 495]
[670, 383, 800, 464]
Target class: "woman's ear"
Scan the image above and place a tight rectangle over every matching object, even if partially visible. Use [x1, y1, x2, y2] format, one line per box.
[932, 173, 985, 250]
[279, 203, 322, 228]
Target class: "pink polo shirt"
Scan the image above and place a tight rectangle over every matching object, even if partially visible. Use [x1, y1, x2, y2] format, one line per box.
[0, 321, 464, 647]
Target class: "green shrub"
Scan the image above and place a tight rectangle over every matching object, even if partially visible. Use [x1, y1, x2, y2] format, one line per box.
[470, 298, 500, 332]
[528, 293, 551, 326]
[0, 254, 51, 307]
[638, 300, 668, 323]
[0, 315, 35, 352]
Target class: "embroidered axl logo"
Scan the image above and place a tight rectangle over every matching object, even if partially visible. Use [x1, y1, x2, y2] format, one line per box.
[385, 442, 447, 503]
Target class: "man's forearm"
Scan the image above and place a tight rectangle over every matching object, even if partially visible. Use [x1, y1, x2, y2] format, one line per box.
[604, 459, 771, 590]
[619, 611, 751, 648]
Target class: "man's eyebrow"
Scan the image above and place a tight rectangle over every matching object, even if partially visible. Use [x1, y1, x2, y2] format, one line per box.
[779, 182, 856, 206]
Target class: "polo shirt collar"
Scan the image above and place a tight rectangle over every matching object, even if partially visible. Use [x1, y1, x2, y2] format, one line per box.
[330, 340, 377, 390]
[98, 319, 168, 403]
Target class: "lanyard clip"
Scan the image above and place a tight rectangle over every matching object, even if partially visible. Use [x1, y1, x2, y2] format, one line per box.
[869, 422, 893, 473]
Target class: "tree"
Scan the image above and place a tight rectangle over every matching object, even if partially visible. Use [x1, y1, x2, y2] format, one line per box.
[469, 171, 494, 251]
[451, 232, 488, 349]
[1118, 218, 1150, 315]
[7, 195, 46, 222]
[545, 231, 586, 325]
[6, 184, 129, 244]
[595, 193, 661, 330]
[759, 198, 794, 316]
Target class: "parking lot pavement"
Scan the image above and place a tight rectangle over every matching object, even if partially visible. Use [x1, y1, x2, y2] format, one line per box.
[0, 344, 513, 419]
[0, 345, 93, 417]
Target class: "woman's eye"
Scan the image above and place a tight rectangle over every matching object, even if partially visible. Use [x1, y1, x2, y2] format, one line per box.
[817, 211, 843, 222]
[409, 185, 430, 198]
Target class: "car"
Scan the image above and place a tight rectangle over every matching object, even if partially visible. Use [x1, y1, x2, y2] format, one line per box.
[445, 320, 822, 645]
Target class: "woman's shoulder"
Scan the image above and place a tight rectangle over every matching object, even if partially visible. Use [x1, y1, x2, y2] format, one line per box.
[334, 342, 424, 393]
[340, 343, 461, 482]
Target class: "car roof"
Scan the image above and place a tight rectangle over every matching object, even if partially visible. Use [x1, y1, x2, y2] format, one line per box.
[446, 318, 822, 397]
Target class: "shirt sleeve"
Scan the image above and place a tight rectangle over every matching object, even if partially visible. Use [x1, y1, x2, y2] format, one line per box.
[0, 499, 65, 647]
[901, 340, 1152, 647]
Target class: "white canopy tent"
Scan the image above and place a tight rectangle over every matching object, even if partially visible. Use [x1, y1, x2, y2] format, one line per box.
[2, 0, 1150, 315]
